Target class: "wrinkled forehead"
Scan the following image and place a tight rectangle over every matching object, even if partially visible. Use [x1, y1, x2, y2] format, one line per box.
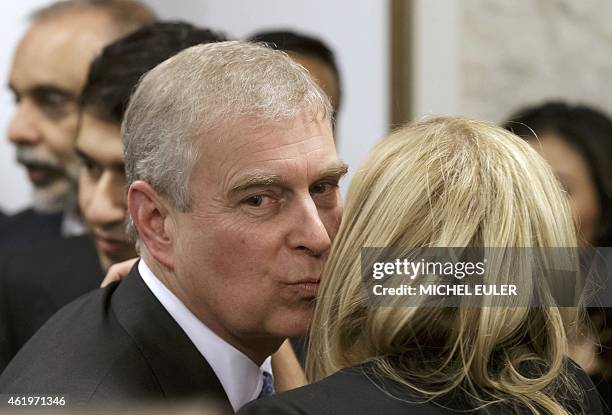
[192, 112, 338, 188]
[212, 111, 333, 154]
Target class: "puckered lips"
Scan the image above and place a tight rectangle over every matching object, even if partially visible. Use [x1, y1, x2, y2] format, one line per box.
[286, 277, 320, 298]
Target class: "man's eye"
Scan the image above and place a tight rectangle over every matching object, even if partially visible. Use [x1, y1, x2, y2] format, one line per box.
[36, 95, 74, 119]
[244, 195, 264, 207]
[81, 160, 102, 179]
[310, 182, 334, 194]
[36, 90, 72, 107]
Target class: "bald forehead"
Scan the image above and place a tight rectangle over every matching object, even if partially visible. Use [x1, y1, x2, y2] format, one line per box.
[26, 8, 118, 47]
[11, 9, 118, 95]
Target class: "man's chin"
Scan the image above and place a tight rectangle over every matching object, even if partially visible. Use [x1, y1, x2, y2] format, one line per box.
[31, 178, 75, 214]
[273, 310, 313, 338]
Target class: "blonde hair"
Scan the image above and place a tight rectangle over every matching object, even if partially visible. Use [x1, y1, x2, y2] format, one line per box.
[307, 117, 583, 414]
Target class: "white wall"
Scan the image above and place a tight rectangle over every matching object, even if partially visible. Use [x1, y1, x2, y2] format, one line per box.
[411, 0, 461, 119]
[461, 0, 612, 123]
[0, 0, 390, 212]
[0, 1, 51, 214]
[410, 0, 612, 125]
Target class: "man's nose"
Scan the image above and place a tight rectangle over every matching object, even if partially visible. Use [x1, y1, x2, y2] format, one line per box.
[8, 101, 42, 145]
[286, 196, 332, 257]
[84, 172, 125, 228]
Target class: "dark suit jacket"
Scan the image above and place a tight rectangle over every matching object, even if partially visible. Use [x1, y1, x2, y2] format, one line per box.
[239, 361, 603, 415]
[0, 265, 231, 410]
[0, 235, 103, 372]
[0, 208, 63, 255]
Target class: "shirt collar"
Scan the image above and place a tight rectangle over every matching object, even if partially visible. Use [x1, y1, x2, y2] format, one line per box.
[60, 194, 86, 237]
[139, 260, 272, 411]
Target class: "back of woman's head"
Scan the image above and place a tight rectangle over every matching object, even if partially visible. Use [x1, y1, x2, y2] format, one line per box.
[308, 117, 582, 414]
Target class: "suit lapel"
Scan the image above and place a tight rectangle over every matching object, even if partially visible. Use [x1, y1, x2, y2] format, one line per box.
[111, 265, 231, 408]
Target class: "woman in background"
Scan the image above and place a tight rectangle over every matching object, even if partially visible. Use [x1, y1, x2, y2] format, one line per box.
[505, 102, 612, 409]
[240, 117, 602, 414]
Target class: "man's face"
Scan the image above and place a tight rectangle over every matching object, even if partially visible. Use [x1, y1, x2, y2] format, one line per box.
[168, 112, 345, 353]
[8, 12, 114, 211]
[76, 112, 135, 271]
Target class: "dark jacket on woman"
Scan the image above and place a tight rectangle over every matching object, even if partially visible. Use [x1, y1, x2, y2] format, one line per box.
[239, 360, 603, 415]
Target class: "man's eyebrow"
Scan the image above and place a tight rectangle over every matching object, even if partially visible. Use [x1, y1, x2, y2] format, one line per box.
[229, 162, 348, 195]
[230, 173, 283, 194]
[75, 147, 124, 171]
[29, 85, 77, 102]
[315, 161, 349, 181]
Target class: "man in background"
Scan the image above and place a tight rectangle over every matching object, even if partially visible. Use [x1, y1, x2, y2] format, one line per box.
[0, 21, 225, 373]
[0, 0, 155, 253]
[249, 30, 342, 128]
[1, 40, 345, 410]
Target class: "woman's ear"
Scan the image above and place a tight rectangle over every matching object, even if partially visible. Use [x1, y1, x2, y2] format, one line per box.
[127, 180, 175, 269]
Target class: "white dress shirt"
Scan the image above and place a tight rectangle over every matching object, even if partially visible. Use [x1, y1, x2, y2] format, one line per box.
[60, 195, 86, 237]
[139, 260, 272, 412]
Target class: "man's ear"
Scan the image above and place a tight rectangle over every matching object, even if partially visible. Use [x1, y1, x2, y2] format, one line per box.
[128, 181, 175, 269]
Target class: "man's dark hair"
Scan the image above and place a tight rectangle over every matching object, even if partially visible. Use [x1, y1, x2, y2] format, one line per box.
[249, 30, 342, 113]
[80, 21, 226, 124]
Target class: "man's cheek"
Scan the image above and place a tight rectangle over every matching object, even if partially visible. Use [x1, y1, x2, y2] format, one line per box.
[323, 207, 343, 242]
[78, 179, 93, 217]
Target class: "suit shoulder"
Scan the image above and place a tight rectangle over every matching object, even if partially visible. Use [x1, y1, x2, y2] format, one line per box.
[238, 368, 371, 414]
[241, 362, 604, 415]
[0, 235, 103, 372]
[237, 367, 397, 415]
[5, 235, 99, 272]
[238, 396, 304, 415]
[0, 285, 149, 402]
[88, 341, 163, 403]
[564, 359, 604, 415]
[2, 235, 101, 291]
[240, 366, 481, 415]
[0, 208, 60, 227]
[0, 209, 62, 253]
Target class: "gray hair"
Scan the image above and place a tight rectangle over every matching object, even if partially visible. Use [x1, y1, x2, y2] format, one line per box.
[122, 40, 333, 240]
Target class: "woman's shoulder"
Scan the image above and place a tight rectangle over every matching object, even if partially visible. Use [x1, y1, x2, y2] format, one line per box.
[237, 365, 454, 415]
[564, 358, 605, 415]
[238, 360, 604, 415]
